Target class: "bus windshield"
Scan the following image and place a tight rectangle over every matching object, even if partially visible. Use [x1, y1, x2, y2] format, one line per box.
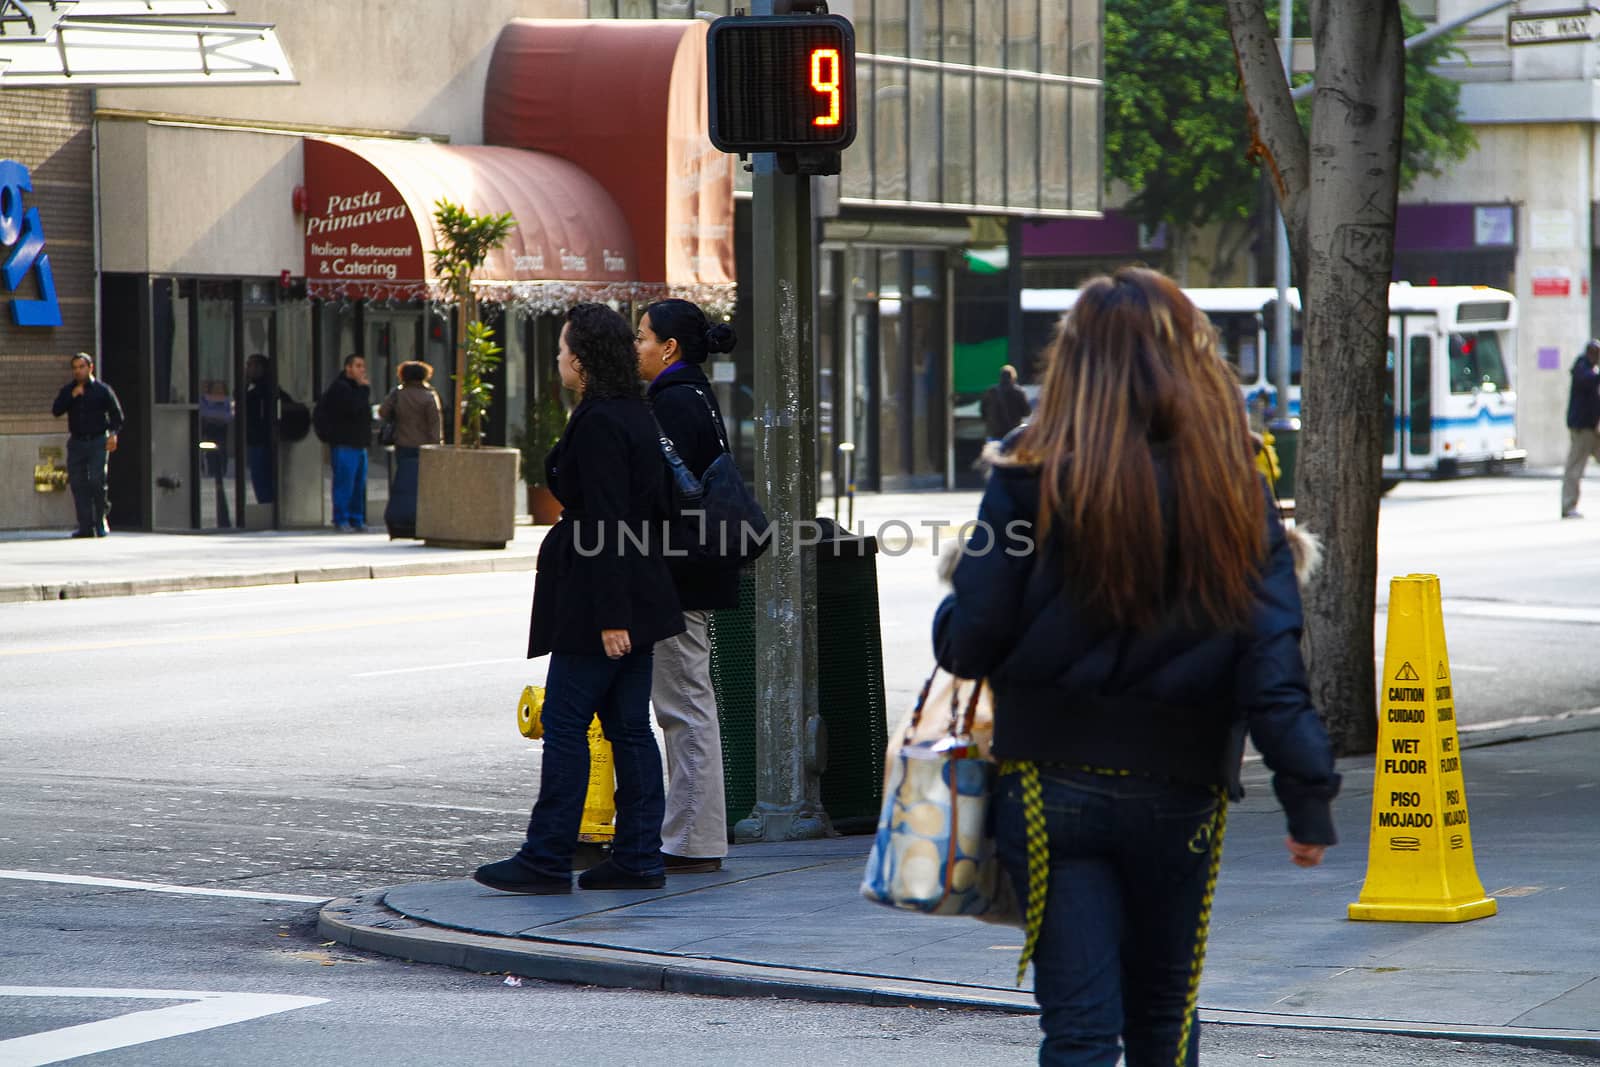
[1208, 311, 1260, 383]
[1449, 331, 1510, 394]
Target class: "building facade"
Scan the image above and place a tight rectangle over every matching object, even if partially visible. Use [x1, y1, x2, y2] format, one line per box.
[0, 0, 1104, 531]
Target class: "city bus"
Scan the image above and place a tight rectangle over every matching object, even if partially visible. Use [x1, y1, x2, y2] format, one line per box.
[1018, 283, 1524, 482]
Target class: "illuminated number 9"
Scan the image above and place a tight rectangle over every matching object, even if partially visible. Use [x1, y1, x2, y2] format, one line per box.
[810, 47, 841, 128]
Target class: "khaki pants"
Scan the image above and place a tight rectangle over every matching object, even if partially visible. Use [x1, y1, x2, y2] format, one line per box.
[651, 610, 728, 858]
[1562, 428, 1600, 516]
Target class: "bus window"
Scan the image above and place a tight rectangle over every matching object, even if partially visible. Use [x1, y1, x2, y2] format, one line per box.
[1208, 311, 1260, 384]
[1410, 336, 1431, 456]
[1382, 335, 1396, 457]
[1449, 331, 1510, 394]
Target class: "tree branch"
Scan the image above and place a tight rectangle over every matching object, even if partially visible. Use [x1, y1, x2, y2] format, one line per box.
[1224, 0, 1311, 256]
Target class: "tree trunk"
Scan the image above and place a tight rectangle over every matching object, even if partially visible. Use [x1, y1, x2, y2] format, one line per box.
[1170, 225, 1193, 286]
[1227, 0, 1404, 756]
[1296, 0, 1405, 756]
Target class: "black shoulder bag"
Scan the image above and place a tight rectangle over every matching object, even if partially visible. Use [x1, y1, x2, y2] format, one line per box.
[654, 387, 770, 566]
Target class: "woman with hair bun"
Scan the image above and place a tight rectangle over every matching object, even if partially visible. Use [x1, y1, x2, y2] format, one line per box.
[636, 298, 739, 873]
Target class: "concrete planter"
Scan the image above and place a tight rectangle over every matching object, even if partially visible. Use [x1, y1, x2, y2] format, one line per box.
[416, 445, 521, 549]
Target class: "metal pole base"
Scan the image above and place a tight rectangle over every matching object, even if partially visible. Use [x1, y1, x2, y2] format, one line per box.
[733, 801, 833, 844]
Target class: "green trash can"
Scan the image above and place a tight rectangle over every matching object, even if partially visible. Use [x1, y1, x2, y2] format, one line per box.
[707, 527, 889, 836]
[1268, 416, 1300, 502]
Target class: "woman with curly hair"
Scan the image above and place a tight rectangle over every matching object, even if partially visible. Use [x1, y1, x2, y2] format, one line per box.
[935, 268, 1339, 1064]
[475, 303, 683, 894]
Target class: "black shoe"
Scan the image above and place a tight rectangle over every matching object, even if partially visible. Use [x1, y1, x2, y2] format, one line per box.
[69, 530, 94, 539]
[472, 856, 571, 895]
[577, 858, 665, 891]
[94, 527, 109, 537]
[662, 853, 723, 873]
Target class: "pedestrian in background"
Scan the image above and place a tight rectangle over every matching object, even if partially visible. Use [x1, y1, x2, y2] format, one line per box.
[934, 268, 1339, 1066]
[1560, 339, 1600, 519]
[980, 363, 1031, 443]
[379, 360, 443, 539]
[317, 354, 371, 532]
[475, 303, 682, 895]
[50, 353, 124, 538]
[244, 354, 281, 505]
[637, 298, 739, 873]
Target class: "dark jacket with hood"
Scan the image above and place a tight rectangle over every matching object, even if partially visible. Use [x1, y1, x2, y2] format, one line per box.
[932, 440, 1340, 846]
[646, 362, 741, 611]
[528, 395, 686, 658]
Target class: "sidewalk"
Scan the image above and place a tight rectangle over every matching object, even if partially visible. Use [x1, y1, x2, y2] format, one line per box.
[321, 722, 1600, 1054]
[0, 525, 549, 603]
[0, 490, 981, 605]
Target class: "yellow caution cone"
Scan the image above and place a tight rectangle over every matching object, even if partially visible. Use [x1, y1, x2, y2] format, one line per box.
[1348, 575, 1496, 923]
[515, 685, 616, 845]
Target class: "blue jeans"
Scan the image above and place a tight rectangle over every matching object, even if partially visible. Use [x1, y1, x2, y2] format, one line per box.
[330, 445, 367, 527]
[994, 767, 1226, 1067]
[65, 435, 109, 534]
[247, 443, 275, 504]
[518, 650, 665, 879]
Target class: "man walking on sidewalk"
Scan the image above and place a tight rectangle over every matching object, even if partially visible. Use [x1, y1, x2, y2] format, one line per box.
[318, 354, 372, 532]
[980, 364, 1030, 444]
[1561, 339, 1600, 519]
[50, 353, 124, 538]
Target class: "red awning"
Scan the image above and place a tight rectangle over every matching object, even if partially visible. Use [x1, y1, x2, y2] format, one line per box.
[303, 138, 638, 303]
[484, 19, 735, 304]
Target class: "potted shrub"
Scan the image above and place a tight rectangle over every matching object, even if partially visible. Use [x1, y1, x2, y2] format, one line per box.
[416, 199, 521, 549]
[517, 379, 568, 525]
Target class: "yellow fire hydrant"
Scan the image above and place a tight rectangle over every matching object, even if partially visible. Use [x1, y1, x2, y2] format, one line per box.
[516, 685, 616, 844]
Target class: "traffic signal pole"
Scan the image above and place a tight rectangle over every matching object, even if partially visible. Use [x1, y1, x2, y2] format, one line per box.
[733, 150, 830, 843]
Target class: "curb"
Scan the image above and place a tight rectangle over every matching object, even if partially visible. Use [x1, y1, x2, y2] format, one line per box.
[0, 555, 536, 603]
[320, 893, 1600, 1056]
[317, 892, 1037, 1014]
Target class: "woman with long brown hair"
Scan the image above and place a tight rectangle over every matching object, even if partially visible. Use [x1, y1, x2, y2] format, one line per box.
[934, 267, 1340, 1065]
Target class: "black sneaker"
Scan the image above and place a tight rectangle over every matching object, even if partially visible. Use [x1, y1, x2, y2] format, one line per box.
[577, 858, 665, 891]
[662, 853, 723, 873]
[572, 841, 611, 871]
[472, 857, 571, 895]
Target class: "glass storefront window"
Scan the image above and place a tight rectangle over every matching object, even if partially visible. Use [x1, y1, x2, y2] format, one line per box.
[875, 0, 908, 55]
[196, 283, 236, 530]
[909, 67, 941, 203]
[1040, 82, 1070, 211]
[974, 74, 1005, 207]
[910, 250, 945, 479]
[941, 70, 974, 206]
[1072, 0, 1100, 78]
[656, 0, 691, 17]
[1007, 78, 1039, 211]
[975, 0, 1003, 66]
[878, 250, 905, 480]
[941, 0, 973, 65]
[911, 0, 941, 59]
[1039, 0, 1071, 75]
[842, 60, 876, 200]
[153, 278, 191, 404]
[619, 0, 655, 17]
[589, 0, 618, 14]
[1007, 0, 1038, 71]
[874, 61, 909, 202]
[1071, 84, 1100, 212]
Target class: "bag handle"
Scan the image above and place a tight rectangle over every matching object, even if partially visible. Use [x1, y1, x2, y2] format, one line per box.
[691, 386, 732, 455]
[904, 665, 985, 742]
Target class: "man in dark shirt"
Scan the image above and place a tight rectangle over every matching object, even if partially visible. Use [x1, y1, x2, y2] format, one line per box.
[321, 353, 372, 531]
[50, 352, 125, 538]
[980, 364, 1031, 442]
[1561, 339, 1600, 519]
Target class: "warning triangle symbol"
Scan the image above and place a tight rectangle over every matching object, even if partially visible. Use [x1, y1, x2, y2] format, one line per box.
[1437, 661, 1448, 679]
[1395, 661, 1420, 681]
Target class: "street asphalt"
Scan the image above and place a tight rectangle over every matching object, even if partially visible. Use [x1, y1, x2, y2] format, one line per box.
[5, 472, 1600, 1059]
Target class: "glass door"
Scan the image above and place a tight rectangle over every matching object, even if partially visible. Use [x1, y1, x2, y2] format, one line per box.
[195, 282, 237, 530]
[241, 300, 277, 529]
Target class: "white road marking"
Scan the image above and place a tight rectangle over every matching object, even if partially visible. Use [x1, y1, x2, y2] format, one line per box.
[1440, 599, 1600, 625]
[0, 870, 328, 904]
[353, 656, 525, 677]
[0, 987, 327, 1067]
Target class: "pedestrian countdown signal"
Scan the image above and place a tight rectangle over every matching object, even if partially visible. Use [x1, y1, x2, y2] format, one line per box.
[706, 15, 857, 155]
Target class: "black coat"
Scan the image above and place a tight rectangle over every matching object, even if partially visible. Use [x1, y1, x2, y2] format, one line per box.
[528, 395, 686, 658]
[646, 363, 741, 611]
[321, 374, 371, 448]
[933, 446, 1340, 846]
[1566, 355, 1600, 431]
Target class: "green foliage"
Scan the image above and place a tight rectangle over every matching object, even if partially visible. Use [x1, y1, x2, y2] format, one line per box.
[1106, 1, 1476, 236]
[430, 200, 517, 298]
[431, 198, 515, 448]
[516, 380, 569, 487]
[459, 320, 502, 449]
